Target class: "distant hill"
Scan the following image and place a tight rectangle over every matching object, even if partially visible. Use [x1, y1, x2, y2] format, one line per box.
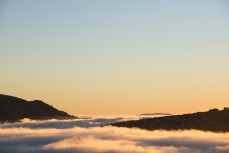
[111, 108, 229, 132]
[0, 94, 76, 122]
[138, 113, 173, 116]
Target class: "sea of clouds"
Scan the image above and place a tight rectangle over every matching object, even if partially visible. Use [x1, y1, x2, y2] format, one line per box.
[0, 116, 229, 153]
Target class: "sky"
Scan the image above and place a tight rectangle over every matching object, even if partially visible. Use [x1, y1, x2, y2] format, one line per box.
[0, 0, 229, 115]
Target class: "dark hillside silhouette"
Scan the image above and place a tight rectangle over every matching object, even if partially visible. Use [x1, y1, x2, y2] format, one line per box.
[0, 94, 76, 122]
[111, 108, 229, 132]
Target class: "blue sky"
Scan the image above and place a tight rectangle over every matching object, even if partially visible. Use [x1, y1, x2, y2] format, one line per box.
[1, 0, 229, 115]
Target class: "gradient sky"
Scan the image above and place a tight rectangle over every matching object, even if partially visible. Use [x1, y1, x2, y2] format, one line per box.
[1, 0, 229, 115]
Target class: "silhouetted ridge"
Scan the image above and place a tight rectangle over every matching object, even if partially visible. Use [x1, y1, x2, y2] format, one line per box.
[138, 113, 173, 116]
[0, 94, 76, 122]
[111, 108, 229, 132]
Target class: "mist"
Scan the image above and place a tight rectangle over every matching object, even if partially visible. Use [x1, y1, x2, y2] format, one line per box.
[0, 118, 229, 153]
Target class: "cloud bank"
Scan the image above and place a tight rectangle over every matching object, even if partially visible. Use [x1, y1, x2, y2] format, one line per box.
[1, 118, 229, 153]
[0, 115, 160, 129]
[0, 116, 135, 129]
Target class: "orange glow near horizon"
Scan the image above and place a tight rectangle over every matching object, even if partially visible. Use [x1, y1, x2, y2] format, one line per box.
[1, 1, 229, 115]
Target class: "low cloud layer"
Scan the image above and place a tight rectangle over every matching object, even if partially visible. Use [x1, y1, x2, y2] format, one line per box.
[0, 115, 159, 129]
[1, 118, 229, 153]
[0, 116, 136, 129]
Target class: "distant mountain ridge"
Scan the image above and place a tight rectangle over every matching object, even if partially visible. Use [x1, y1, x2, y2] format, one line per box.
[111, 108, 229, 132]
[0, 94, 76, 122]
[138, 113, 173, 116]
